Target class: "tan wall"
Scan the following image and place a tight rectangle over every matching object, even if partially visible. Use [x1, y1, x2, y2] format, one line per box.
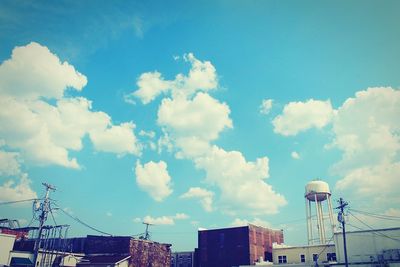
[273, 244, 336, 265]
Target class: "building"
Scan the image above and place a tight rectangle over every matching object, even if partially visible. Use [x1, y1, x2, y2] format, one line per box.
[0, 233, 16, 266]
[77, 255, 130, 267]
[270, 180, 337, 267]
[334, 227, 400, 266]
[272, 243, 336, 266]
[197, 224, 284, 267]
[84, 235, 172, 267]
[4, 234, 171, 267]
[171, 251, 194, 267]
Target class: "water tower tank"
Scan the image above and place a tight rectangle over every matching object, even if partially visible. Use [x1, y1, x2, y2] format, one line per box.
[305, 180, 331, 201]
[304, 180, 335, 245]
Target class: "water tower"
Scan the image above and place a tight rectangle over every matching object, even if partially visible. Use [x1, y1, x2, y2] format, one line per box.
[305, 180, 335, 245]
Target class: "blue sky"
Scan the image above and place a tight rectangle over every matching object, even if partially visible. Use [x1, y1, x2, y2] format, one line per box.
[0, 0, 399, 251]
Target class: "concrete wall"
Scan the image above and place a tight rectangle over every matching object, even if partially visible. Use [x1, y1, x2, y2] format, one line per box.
[0, 233, 15, 266]
[273, 244, 336, 265]
[334, 227, 400, 264]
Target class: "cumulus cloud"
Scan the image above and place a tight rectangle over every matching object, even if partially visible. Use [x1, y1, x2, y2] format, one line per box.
[130, 53, 285, 215]
[0, 150, 21, 176]
[0, 175, 37, 202]
[128, 53, 218, 105]
[0, 42, 87, 100]
[90, 122, 141, 155]
[259, 99, 273, 115]
[141, 213, 189, 225]
[158, 93, 232, 143]
[135, 160, 172, 201]
[180, 187, 214, 212]
[195, 146, 287, 215]
[273, 99, 334, 136]
[291, 151, 300, 160]
[274, 87, 400, 207]
[330, 87, 400, 204]
[0, 42, 141, 169]
[231, 217, 272, 228]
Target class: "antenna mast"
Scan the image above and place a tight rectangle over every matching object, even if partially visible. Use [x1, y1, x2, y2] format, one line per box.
[142, 222, 153, 240]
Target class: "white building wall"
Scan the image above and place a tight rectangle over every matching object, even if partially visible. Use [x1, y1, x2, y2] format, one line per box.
[334, 227, 400, 264]
[273, 244, 336, 265]
[0, 233, 15, 266]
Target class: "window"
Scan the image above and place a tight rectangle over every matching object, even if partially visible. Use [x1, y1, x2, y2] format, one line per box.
[313, 254, 318, 262]
[327, 253, 337, 262]
[300, 254, 305, 263]
[278, 255, 287, 264]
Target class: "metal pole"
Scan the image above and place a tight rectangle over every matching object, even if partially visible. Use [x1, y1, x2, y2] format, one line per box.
[337, 198, 349, 267]
[33, 183, 56, 267]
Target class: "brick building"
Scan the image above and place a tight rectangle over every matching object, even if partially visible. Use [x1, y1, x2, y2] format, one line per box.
[197, 224, 284, 267]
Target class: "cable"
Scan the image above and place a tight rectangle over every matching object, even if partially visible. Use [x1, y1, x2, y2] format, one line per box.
[0, 198, 39, 205]
[316, 234, 335, 260]
[57, 206, 112, 236]
[348, 211, 400, 242]
[349, 208, 400, 221]
[49, 205, 57, 226]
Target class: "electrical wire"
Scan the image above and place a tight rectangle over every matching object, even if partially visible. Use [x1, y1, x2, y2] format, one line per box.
[316, 234, 335, 260]
[49, 205, 58, 226]
[0, 198, 39, 205]
[349, 208, 400, 221]
[57, 205, 112, 236]
[348, 211, 400, 242]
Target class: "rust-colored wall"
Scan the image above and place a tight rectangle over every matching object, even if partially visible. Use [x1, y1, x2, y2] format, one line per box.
[84, 236, 171, 267]
[129, 239, 171, 267]
[248, 225, 284, 263]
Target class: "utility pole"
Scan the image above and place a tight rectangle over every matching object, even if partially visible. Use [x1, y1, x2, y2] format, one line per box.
[336, 198, 349, 267]
[33, 183, 56, 267]
[142, 222, 153, 240]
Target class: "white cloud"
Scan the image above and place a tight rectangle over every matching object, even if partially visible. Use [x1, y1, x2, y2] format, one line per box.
[0, 174, 37, 202]
[272, 99, 334, 136]
[291, 151, 300, 160]
[90, 122, 141, 155]
[130, 53, 218, 104]
[158, 93, 232, 143]
[139, 130, 155, 139]
[131, 72, 171, 104]
[259, 99, 273, 115]
[0, 42, 87, 100]
[181, 187, 214, 212]
[143, 215, 174, 225]
[331, 87, 400, 205]
[174, 213, 189, 220]
[0, 42, 141, 169]
[231, 217, 272, 228]
[106, 212, 112, 217]
[141, 213, 189, 225]
[131, 53, 286, 215]
[194, 146, 287, 215]
[135, 160, 172, 201]
[0, 150, 21, 176]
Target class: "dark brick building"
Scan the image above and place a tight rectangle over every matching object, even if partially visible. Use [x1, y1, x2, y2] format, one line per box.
[197, 224, 284, 267]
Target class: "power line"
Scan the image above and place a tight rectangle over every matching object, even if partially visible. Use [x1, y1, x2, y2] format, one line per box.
[57, 206, 112, 236]
[0, 198, 39, 205]
[349, 208, 400, 221]
[348, 211, 400, 243]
